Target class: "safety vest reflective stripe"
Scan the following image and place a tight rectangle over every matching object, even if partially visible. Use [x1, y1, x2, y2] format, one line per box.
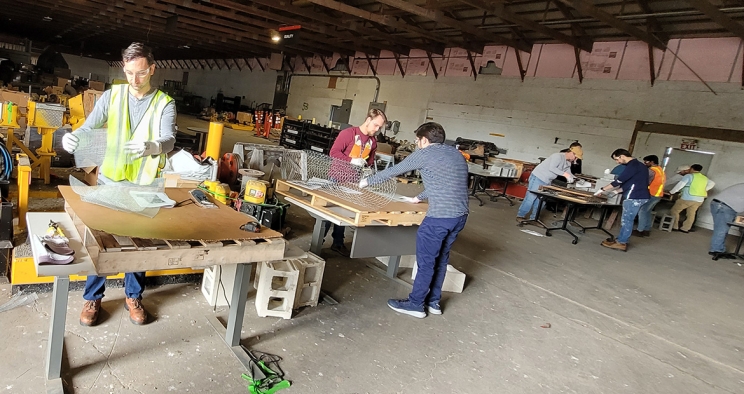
[100, 85, 172, 185]
[689, 172, 708, 197]
[648, 166, 665, 197]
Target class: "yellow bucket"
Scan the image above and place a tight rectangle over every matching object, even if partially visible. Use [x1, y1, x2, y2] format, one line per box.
[244, 180, 267, 204]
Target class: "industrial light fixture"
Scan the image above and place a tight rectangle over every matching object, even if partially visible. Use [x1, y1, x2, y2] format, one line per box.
[42, 16, 53, 22]
[269, 30, 281, 43]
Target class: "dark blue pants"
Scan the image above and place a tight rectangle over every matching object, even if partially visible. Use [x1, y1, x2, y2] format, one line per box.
[83, 272, 146, 301]
[323, 221, 345, 246]
[409, 215, 468, 307]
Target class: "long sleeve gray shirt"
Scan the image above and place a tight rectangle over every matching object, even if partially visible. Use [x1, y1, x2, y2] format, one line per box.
[531, 152, 572, 183]
[75, 87, 176, 153]
[366, 144, 470, 218]
[714, 183, 744, 213]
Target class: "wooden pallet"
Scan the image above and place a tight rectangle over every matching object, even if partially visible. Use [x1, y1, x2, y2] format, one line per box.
[64, 205, 286, 276]
[539, 185, 606, 204]
[275, 180, 426, 227]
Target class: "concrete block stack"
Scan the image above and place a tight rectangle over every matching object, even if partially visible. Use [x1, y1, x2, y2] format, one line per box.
[254, 260, 299, 319]
[291, 252, 325, 308]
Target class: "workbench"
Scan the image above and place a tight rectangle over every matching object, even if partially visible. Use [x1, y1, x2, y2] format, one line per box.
[30, 187, 288, 394]
[468, 166, 517, 206]
[711, 221, 744, 261]
[275, 180, 426, 280]
[519, 187, 618, 244]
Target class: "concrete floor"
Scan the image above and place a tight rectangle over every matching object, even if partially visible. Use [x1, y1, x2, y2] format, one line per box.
[1, 116, 743, 393]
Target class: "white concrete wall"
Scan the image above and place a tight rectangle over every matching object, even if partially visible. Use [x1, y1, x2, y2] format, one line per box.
[109, 66, 278, 105]
[286, 74, 744, 230]
[61, 54, 110, 82]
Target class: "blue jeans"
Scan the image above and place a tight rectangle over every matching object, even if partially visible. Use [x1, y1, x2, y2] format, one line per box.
[517, 174, 550, 220]
[322, 221, 345, 246]
[83, 272, 146, 301]
[637, 196, 661, 231]
[409, 215, 468, 307]
[617, 199, 648, 244]
[710, 200, 737, 253]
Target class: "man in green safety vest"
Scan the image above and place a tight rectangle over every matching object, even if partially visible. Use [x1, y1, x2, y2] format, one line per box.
[61, 42, 176, 326]
[669, 164, 715, 233]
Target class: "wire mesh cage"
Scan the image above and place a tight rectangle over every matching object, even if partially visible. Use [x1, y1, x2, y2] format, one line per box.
[282, 150, 397, 209]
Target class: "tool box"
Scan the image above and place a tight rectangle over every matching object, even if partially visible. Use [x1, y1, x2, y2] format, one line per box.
[236, 198, 289, 232]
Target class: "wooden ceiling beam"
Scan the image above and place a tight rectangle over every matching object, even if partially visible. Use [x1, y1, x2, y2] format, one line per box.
[155, 0, 357, 56]
[221, 0, 435, 54]
[205, 0, 387, 55]
[459, 0, 591, 52]
[686, 0, 744, 41]
[555, 0, 665, 49]
[372, 0, 532, 52]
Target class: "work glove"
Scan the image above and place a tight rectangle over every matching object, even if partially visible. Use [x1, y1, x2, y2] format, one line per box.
[563, 172, 575, 183]
[401, 196, 420, 204]
[350, 158, 366, 167]
[124, 140, 161, 158]
[359, 178, 368, 189]
[62, 132, 79, 154]
[593, 189, 604, 196]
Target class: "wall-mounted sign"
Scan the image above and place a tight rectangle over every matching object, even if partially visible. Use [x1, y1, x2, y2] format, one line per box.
[681, 138, 698, 150]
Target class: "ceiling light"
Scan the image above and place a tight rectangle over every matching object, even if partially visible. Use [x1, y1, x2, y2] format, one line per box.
[269, 30, 281, 42]
[42, 16, 53, 22]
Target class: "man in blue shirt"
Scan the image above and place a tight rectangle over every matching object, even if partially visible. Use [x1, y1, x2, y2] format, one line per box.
[596, 149, 649, 251]
[361, 122, 469, 318]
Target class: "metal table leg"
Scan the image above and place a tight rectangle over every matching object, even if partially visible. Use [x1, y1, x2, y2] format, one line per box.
[225, 263, 251, 347]
[310, 218, 325, 255]
[469, 175, 485, 206]
[46, 276, 69, 394]
[386, 255, 401, 278]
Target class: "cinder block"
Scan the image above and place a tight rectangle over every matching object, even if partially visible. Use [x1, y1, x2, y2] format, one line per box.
[255, 260, 299, 319]
[201, 264, 239, 307]
[411, 263, 466, 293]
[375, 255, 416, 268]
[290, 252, 326, 308]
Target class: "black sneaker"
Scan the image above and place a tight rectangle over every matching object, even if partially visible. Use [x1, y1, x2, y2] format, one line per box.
[427, 303, 442, 315]
[330, 243, 350, 257]
[387, 298, 425, 318]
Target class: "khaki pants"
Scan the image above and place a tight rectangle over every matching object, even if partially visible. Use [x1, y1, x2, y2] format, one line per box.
[670, 199, 703, 231]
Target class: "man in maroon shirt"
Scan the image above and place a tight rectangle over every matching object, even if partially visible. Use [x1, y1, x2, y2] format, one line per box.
[324, 108, 387, 256]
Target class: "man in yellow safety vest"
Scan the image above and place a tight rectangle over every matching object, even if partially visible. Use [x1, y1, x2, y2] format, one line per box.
[61, 42, 176, 326]
[669, 164, 715, 233]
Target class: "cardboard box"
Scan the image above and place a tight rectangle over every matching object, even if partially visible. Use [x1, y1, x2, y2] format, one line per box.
[56, 77, 69, 87]
[83, 166, 98, 186]
[89, 81, 105, 91]
[236, 111, 253, 124]
[0, 89, 30, 107]
[83, 90, 104, 117]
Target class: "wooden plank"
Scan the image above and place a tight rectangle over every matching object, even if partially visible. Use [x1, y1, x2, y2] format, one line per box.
[94, 238, 286, 276]
[165, 240, 191, 249]
[112, 235, 136, 250]
[94, 230, 121, 252]
[131, 238, 158, 251]
[200, 240, 224, 248]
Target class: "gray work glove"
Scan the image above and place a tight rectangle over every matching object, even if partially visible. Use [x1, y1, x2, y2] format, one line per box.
[62, 132, 80, 154]
[350, 158, 366, 167]
[124, 140, 161, 158]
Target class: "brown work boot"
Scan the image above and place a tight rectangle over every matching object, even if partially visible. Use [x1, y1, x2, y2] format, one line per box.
[601, 239, 627, 251]
[80, 299, 101, 326]
[124, 298, 148, 325]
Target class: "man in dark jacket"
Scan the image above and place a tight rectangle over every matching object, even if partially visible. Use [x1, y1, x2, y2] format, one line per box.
[596, 149, 650, 251]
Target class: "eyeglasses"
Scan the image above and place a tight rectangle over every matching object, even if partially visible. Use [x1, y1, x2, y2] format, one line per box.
[124, 69, 151, 78]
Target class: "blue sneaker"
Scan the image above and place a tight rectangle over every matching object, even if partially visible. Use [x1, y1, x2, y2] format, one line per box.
[387, 299, 425, 318]
[427, 303, 442, 315]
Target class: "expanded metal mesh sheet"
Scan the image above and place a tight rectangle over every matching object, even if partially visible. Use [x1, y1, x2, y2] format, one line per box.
[282, 150, 396, 209]
[32, 103, 66, 128]
[72, 128, 108, 168]
[69, 176, 166, 218]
